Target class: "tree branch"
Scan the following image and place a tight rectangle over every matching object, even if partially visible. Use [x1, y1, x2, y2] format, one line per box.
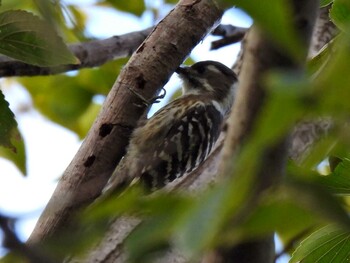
[0, 215, 56, 263]
[0, 24, 244, 77]
[211, 25, 248, 50]
[0, 28, 153, 77]
[27, 0, 223, 246]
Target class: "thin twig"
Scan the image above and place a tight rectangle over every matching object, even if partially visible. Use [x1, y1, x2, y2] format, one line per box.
[0, 214, 57, 263]
[211, 24, 248, 50]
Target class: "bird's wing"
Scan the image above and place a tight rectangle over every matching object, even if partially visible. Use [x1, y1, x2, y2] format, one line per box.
[138, 103, 223, 189]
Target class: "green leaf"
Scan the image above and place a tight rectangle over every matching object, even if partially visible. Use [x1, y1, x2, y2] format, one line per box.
[124, 193, 192, 263]
[237, 189, 321, 244]
[300, 137, 336, 171]
[0, 252, 28, 263]
[20, 75, 94, 138]
[315, 158, 350, 195]
[101, 0, 146, 16]
[313, 35, 350, 115]
[285, 167, 350, 226]
[173, 184, 235, 257]
[0, 90, 17, 151]
[19, 59, 128, 137]
[33, 0, 63, 28]
[307, 39, 334, 76]
[171, 154, 258, 259]
[0, 130, 26, 175]
[290, 224, 350, 263]
[0, 90, 26, 174]
[330, 0, 350, 34]
[229, 0, 304, 60]
[248, 72, 310, 151]
[321, 0, 333, 7]
[234, 173, 350, 247]
[164, 0, 178, 3]
[0, 10, 77, 66]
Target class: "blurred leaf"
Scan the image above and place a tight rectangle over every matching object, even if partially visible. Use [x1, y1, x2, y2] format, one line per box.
[0, 252, 28, 263]
[164, 0, 178, 3]
[19, 59, 127, 137]
[183, 56, 196, 66]
[0, 90, 26, 174]
[290, 224, 350, 263]
[286, 167, 350, 229]
[126, 217, 174, 263]
[330, 0, 350, 34]
[173, 184, 236, 257]
[101, 0, 146, 16]
[300, 136, 336, 170]
[315, 158, 350, 195]
[124, 192, 192, 263]
[0, 90, 17, 151]
[20, 75, 94, 138]
[76, 102, 101, 136]
[232, 174, 350, 246]
[0, 131, 26, 175]
[228, 0, 304, 60]
[33, 0, 63, 28]
[307, 39, 335, 76]
[286, 179, 350, 228]
[0, 0, 33, 11]
[0, 10, 77, 66]
[170, 148, 260, 259]
[321, 0, 333, 7]
[313, 35, 350, 116]
[66, 4, 88, 40]
[83, 185, 145, 222]
[252, 72, 309, 148]
[77, 58, 129, 95]
[236, 190, 320, 244]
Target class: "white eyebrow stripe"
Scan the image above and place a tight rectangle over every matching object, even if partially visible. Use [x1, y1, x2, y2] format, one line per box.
[207, 65, 221, 74]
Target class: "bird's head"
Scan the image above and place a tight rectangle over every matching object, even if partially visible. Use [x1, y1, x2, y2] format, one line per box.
[176, 60, 238, 113]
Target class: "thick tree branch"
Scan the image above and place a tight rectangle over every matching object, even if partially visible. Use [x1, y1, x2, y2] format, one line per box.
[27, 0, 223, 247]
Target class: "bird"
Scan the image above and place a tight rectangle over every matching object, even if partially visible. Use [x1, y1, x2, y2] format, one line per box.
[105, 60, 238, 192]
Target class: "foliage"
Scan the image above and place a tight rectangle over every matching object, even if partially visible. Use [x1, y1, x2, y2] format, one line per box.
[290, 225, 350, 262]
[0, 90, 26, 174]
[2, 1, 350, 263]
[0, 10, 76, 66]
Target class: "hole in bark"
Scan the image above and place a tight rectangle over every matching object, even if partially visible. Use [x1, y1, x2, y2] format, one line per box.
[99, 123, 113, 137]
[84, 155, 96, 167]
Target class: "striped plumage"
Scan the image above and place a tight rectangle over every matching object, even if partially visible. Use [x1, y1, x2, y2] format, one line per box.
[112, 61, 238, 191]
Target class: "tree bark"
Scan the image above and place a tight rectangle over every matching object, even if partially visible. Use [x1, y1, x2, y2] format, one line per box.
[28, 0, 223, 246]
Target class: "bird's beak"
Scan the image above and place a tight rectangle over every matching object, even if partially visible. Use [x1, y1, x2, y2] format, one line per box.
[175, 66, 190, 75]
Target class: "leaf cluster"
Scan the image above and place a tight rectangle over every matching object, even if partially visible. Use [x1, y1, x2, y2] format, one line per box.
[3, 1, 350, 263]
